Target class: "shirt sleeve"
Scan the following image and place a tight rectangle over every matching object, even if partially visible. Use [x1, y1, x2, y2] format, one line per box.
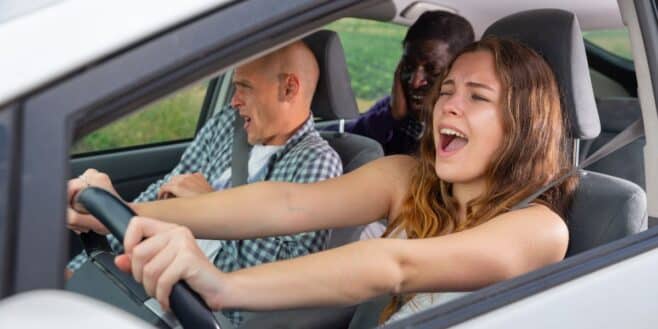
[67, 111, 228, 271]
[345, 95, 401, 144]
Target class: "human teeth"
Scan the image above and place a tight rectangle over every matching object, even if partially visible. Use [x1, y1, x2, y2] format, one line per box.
[439, 128, 466, 139]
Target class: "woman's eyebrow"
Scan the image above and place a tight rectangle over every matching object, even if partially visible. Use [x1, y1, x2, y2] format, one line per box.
[442, 79, 454, 87]
[466, 81, 496, 92]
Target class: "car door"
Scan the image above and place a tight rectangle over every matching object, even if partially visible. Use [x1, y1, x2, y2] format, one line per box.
[69, 74, 232, 202]
[4, 0, 386, 297]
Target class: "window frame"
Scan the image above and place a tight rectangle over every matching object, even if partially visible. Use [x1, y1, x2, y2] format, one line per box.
[13, 0, 384, 293]
[0, 104, 19, 298]
[585, 40, 637, 97]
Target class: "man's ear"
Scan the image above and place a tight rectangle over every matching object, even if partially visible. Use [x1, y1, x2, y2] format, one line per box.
[279, 73, 300, 102]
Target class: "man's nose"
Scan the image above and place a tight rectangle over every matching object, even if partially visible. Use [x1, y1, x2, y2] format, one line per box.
[230, 92, 241, 108]
[410, 69, 428, 89]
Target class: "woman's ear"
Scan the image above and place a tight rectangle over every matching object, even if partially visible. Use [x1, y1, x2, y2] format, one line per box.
[279, 73, 300, 102]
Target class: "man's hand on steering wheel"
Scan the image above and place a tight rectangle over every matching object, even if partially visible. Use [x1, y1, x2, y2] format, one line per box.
[67, 168, 124, 235]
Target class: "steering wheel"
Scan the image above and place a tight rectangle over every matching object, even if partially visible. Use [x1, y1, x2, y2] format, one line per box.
[75, 187, 222, 329]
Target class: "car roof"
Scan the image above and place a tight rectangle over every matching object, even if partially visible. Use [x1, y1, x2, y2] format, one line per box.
[0, 0, 623, 108]
[0, 0, 233, 108]
[389, 0, 623, 35]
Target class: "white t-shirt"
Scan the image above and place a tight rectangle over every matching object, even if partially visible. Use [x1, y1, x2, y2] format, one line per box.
[197, 144, 284, 258]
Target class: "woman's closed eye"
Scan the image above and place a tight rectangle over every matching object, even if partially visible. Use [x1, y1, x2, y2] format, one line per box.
[471, 93, 490, 102]
[438, 90, 453, 97]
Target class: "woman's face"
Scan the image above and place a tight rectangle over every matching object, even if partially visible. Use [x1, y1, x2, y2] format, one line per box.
[433, 50, 505, 185]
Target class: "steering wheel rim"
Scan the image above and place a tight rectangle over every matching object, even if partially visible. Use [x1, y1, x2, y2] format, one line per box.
[75, 187, 222, 329]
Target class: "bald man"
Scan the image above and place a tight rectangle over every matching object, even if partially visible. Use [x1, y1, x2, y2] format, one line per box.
[66, 41, 342, 326]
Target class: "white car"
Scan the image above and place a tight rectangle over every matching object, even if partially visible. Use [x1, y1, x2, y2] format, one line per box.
[0, 0, 656, 328]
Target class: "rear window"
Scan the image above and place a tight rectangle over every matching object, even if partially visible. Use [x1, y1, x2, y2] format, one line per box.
[583, 28, 633, 61]
[326, 18, 406, 112]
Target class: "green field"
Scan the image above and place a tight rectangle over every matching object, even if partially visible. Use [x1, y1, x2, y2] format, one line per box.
[583, 29, 633, 60]
[71, 84, 205, 154]
[72, 20, 632, 155]
[327, 18, 406, 110]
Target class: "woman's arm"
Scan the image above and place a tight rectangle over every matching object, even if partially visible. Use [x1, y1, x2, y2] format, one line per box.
[121, 204, 568, 311]
[217, 204, 569, 309]
[70, 156, 416, 240]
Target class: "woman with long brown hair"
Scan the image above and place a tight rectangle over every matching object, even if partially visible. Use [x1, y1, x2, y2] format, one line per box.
[68, 36, 578, 322]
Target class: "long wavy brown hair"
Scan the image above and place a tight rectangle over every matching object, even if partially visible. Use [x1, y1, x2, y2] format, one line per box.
[380, 36, 578, 322]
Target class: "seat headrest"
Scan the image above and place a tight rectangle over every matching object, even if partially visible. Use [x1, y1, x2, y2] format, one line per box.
[483, 9, 601, 140]
[303, 30, 360, 120]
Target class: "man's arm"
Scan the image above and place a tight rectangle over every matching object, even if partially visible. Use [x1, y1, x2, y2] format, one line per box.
[66, 111, 227, 271]
[345, 96, 400, 144]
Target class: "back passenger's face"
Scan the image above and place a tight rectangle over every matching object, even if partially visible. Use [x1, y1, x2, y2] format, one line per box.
[231, 61, 289, 145]
[400, 40, 452, 118]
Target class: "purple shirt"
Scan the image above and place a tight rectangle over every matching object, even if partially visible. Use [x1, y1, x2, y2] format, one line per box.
[343, 96, 424, 155]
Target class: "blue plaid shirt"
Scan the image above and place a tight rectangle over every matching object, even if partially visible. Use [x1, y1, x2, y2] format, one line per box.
[68, 108, 342, 326]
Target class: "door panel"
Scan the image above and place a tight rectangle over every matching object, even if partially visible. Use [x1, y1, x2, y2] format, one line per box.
[70, 142, 188, 201]
[452, 248, 658, 329]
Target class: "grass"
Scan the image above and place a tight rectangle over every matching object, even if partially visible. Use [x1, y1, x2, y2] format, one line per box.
[327, 18, 406, 111]
[71, 84, 206, 154]
[583, 28, 632, 60]
[73, 20, 633, 154]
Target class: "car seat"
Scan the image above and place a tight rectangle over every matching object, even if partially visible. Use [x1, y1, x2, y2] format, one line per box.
[582, 97, 645, 189]
[304, 29, 385, 249]
[482, 8, 647, 256]
[347, 9, 649, 329]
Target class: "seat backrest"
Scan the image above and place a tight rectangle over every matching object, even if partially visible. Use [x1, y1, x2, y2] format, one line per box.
[304, 29, 360, 121]
[582, 97, 645, 188]
[320, 132, 384, 248]
[483, 9, 647, 255]
[303, 30, 385, 249]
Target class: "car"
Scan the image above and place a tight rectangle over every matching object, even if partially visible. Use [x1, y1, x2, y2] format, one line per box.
[0, 0, 656, 328]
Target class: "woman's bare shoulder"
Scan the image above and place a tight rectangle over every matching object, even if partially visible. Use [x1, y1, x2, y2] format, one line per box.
[364, 156, 418, 219]
[370, 155, 418, 173]
[492, 204, 567, 234]
[487, 204, 569, 260]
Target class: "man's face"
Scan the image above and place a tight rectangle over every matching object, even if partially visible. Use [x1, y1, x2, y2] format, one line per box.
[230, 62, 289, 145]
[399, 40, 452, 117]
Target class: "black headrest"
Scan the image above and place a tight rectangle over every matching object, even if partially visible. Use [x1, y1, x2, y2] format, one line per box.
[303, 30, 360, 120]
[483, 9, 601, 140]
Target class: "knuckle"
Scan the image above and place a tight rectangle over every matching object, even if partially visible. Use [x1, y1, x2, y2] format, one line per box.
[143, 263, 158, 279]
[132, 245, 148, 261]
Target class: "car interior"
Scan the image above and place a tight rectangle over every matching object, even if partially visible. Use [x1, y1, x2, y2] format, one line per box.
[57, 1, 652, 329]
[59, 4, 647, 328]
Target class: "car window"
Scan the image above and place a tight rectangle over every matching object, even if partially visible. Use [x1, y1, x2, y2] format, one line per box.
[325, 18, 406, 112]
[71, 81, 208, 155]
[583, 28, 633, 61]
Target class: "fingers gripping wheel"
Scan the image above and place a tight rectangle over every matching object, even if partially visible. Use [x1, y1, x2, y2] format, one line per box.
[76, 187, 222, 329]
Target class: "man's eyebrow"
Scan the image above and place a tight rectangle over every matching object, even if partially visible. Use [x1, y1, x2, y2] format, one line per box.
[233, 79, 252, 88]
[442, 80, 454, 87]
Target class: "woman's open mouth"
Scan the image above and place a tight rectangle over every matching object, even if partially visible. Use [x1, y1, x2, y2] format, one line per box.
[438, 127, 468, 157]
